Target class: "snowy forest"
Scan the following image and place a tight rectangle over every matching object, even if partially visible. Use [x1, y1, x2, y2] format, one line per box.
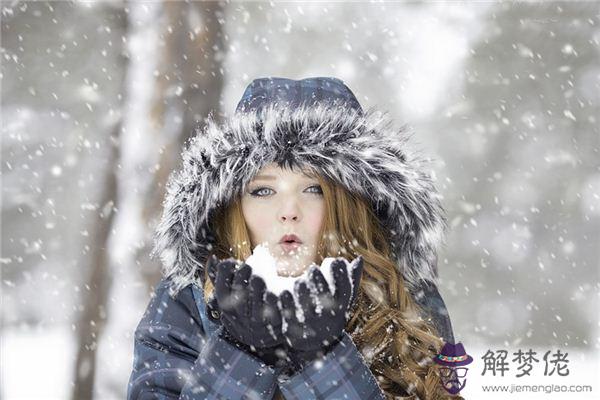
[1, 1, 599, 399]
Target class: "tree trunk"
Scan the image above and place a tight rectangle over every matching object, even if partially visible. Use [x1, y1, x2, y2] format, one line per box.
[70, 6, 129, 400]
[136, 1, 227, 293]
[70, 129, 122, 400]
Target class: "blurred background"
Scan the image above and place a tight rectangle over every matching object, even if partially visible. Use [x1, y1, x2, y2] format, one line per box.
[1, 1, 599, 399]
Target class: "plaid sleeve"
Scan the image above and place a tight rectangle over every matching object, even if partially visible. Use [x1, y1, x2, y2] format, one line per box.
[180, 327, 279, 399]
[277, 332, 386, 400]
[127, 278, 278, 400]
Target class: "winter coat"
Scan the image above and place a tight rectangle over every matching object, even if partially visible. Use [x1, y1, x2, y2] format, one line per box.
[127, 77, 456, 399]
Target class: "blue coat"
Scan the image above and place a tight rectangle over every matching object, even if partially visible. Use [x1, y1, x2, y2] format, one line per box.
[126, 276, 455, 399]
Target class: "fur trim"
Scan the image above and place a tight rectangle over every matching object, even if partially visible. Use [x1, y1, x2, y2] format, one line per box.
[151, 102, 449, 297]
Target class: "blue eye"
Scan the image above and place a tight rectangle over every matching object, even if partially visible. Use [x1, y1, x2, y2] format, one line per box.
[249, 185, 323, 197]
[307, 185, 323, 195]
[250, 187, 273, 197]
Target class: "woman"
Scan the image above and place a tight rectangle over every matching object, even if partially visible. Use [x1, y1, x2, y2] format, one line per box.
[127, 77, 462, 399]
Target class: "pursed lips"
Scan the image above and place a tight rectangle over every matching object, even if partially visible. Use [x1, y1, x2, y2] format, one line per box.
[278, 234, 302, 244]
[278, 234, 303, 254]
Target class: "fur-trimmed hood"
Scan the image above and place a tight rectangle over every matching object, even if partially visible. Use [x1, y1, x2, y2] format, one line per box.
[151, 98, 449, 297]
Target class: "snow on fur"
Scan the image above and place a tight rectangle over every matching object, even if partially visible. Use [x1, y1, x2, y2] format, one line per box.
[150, 101, 449, 297]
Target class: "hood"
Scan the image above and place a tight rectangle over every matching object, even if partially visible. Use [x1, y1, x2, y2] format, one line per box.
[151, 79, 449, 296]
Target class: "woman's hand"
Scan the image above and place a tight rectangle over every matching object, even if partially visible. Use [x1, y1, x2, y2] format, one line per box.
[207, 255, 285, 350]
[279, 256, 364, 369]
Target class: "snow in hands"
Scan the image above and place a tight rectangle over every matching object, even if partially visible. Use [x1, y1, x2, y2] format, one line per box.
[245, 244, 361, 322]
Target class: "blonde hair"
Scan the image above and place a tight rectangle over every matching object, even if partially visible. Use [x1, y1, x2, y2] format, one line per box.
[204, 165, 463, 399]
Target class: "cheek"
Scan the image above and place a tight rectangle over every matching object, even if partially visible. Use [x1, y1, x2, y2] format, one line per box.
[305, 204, 325, 239]
[241, 200, 288, 247]
[242, 203, 260, 225]
[241, 201, 264, 242]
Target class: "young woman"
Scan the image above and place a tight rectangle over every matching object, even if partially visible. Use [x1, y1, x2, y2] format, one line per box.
[127, 77, 463, 399]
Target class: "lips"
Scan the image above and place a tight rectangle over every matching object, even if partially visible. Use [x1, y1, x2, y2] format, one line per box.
[278, 234, 302, 244]
[279, 234, 302, 254]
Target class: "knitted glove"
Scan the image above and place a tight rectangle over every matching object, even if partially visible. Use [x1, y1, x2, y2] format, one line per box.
[207, 255, 288, 367]
[280, 256, 364, 373]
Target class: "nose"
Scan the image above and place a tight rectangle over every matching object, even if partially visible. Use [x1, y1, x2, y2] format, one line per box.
[278, 195, 302, 223]
[279, 202, 300, 222]
[280, 212, 299, 222]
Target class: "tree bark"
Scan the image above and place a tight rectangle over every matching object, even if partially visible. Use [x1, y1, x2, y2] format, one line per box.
[136, 1, 227, 293]
[70, 6, 129, 400]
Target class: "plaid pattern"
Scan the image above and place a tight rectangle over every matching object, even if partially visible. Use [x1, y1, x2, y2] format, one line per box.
[235, 77, 364, 115]
[277, 333, 385, 400]
[127, 278, 278, 399]
[127, 277, 387, 399]
[180, 332, 279, 400]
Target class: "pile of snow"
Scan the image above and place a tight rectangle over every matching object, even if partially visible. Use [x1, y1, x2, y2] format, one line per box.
[245, 243, 357, 296]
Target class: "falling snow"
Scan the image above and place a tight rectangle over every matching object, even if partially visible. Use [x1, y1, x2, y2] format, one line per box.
[2, 1, 599, 399]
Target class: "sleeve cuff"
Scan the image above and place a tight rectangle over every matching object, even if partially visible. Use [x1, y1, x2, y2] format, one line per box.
[276, 331, 385, 400]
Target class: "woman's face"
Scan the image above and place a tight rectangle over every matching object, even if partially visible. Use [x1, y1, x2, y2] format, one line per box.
[241, 162, 325, 277]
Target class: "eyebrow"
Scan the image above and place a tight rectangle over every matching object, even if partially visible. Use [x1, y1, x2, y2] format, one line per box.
[253, 175, 276, 181]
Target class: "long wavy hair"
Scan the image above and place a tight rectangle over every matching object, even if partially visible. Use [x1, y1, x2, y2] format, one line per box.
[203, 165, 462, 400]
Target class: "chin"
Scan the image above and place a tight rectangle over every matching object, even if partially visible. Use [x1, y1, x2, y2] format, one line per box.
[277, 263, 309, 278]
